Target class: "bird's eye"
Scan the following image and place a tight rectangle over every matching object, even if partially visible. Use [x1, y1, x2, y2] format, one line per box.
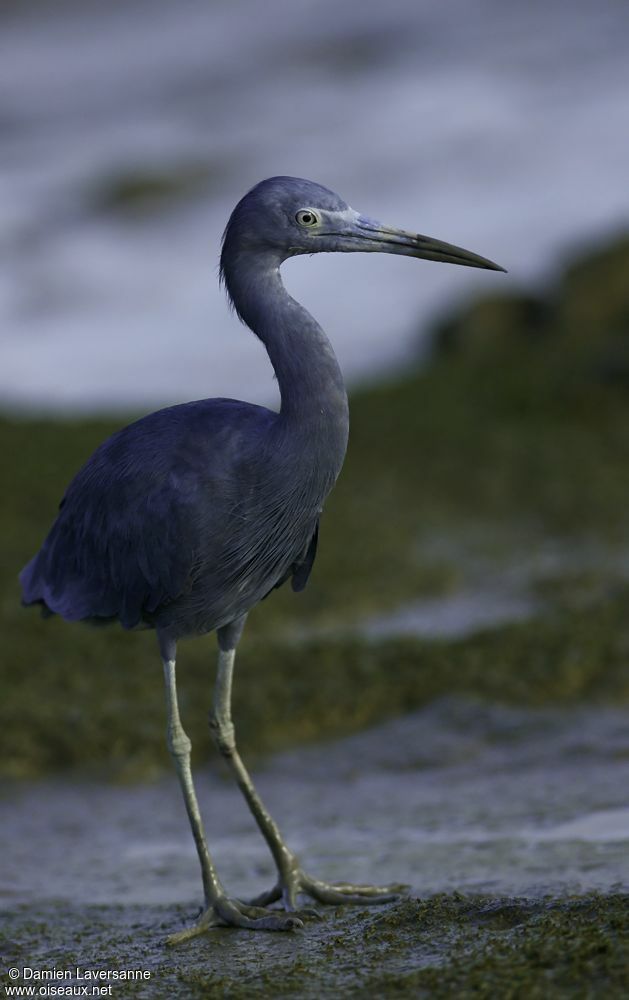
[295, 209, 319, 227]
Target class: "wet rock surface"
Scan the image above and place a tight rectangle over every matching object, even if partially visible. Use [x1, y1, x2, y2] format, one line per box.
[2, 699, 628, 996]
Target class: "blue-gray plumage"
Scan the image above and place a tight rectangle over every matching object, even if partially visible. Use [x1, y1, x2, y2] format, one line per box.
[20, 177, 504, 939]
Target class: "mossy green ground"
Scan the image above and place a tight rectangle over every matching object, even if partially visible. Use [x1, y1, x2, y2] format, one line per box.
[2, 895, 627, 998]
[3, 236, 629, 996]
[3, 597, 629, 778]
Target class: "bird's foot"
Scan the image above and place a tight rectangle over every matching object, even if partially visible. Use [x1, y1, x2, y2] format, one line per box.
[249, 865, 407, 911]
[166, 894, 310, 944]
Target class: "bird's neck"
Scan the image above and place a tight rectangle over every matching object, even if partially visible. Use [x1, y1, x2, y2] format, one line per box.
[226, 256, 349, 474]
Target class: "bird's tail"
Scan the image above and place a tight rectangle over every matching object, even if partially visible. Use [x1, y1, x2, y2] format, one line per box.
[19, 552, 56, 617]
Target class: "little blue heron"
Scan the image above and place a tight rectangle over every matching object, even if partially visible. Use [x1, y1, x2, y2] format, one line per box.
[20, 176, 504, 940]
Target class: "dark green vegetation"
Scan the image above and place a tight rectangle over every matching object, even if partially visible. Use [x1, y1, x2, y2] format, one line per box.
[3, 598, 629, 779]
[3, 894, 628, 999]
[3, 234, 629, 777]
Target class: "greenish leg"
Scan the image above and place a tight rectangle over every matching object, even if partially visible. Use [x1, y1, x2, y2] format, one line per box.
[209, 643, 406, 912]
[160, 640, 303, 942]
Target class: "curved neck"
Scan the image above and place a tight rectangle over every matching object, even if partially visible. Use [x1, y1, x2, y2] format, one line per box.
[224, 252, 349, 465]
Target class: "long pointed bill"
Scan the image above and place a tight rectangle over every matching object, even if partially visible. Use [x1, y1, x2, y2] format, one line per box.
[336, 218, 506, 272]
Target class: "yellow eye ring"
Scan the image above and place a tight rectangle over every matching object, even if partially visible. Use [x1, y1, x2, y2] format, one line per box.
[295, 209, 319, 227]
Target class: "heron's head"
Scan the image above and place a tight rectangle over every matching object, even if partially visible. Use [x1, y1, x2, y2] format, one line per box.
[221, 175, 505, 274]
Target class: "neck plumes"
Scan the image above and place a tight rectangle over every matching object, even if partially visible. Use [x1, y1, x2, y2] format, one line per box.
[222, 250, 349, 477]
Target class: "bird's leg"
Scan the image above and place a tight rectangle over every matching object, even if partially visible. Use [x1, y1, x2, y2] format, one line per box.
[210, 630, 405, 912]
[209, 645, 301, 898]
[159, 634, 303, 942]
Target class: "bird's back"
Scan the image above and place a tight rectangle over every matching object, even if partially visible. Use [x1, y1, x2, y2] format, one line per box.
[20, 398, 324, 638]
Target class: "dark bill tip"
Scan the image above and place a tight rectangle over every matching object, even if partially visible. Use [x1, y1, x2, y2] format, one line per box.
[404, 230, 506, 272]
[354, 222, 506, 273]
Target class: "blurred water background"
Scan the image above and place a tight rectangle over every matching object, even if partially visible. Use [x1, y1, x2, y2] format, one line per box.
[2, 0, 628, 412]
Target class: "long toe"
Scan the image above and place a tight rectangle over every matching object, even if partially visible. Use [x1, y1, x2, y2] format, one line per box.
[304, 881, 400, 906]
[249, 871, 407, 914]
[309, 879, 410, 899]
[249, 884, 283, 907]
